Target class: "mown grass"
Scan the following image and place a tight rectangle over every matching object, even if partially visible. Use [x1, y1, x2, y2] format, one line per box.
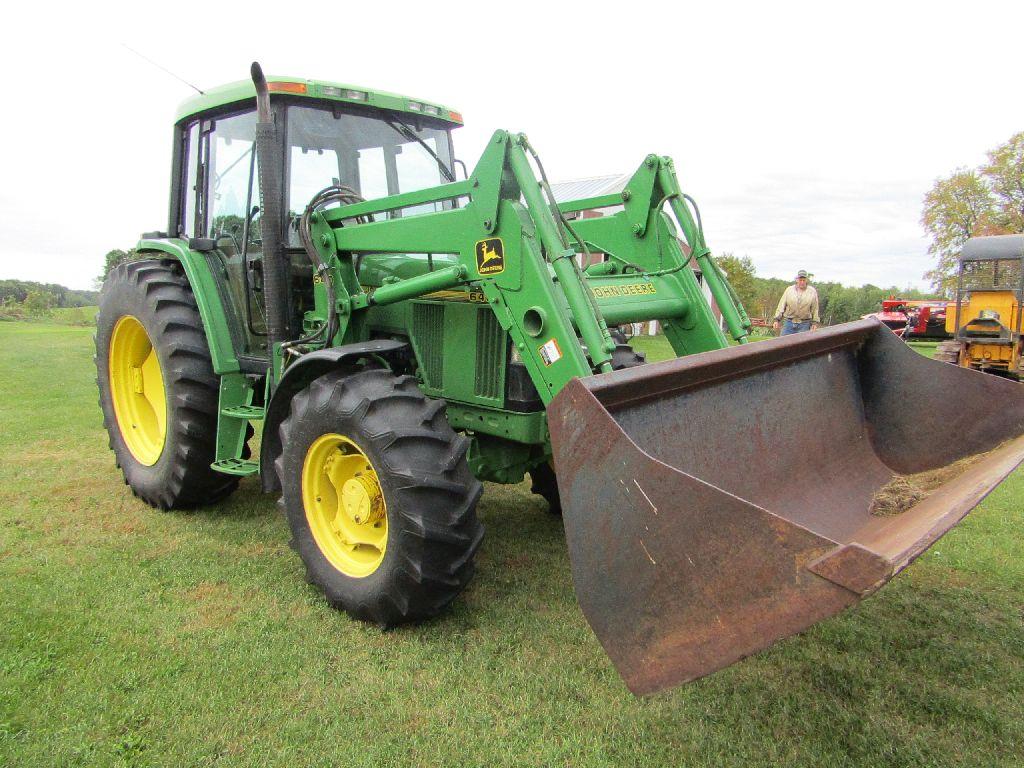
[51, 306, 99, 325]
[908, 340, 941, 358]
[0, 322, 1021, 767]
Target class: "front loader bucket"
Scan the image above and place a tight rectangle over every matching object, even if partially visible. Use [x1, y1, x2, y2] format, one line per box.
[549, 319, 1024, 695]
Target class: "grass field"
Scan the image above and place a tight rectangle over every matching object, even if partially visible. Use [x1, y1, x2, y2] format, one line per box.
[1, 321, 1022, 767]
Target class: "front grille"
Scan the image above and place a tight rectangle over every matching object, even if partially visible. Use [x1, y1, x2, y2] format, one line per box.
[474, 308, 504, 401]
[413, 303, 445, 388]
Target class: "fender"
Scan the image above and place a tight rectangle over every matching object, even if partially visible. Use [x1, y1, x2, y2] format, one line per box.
[136, 238, 240, 374]
[259, 339, 411, 492]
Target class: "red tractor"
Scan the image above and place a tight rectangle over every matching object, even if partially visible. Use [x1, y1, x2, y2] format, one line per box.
[864, 298, 950, 340]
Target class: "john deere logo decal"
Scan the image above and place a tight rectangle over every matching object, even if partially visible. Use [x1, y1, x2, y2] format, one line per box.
[475, 238, 505, 275]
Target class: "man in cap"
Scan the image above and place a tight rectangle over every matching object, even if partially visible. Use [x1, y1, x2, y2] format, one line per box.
[772, 270, 820, 336]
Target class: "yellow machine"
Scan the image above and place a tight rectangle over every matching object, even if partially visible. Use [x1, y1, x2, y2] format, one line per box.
[936, 235, 1024, 378]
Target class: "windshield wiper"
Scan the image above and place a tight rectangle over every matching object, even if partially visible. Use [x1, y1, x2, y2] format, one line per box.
[384, 117, 456, 183]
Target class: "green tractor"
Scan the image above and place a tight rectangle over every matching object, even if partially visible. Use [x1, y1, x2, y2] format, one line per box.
[97, 63, 1024, 695]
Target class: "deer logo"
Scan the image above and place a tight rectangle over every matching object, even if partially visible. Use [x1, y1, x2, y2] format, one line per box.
[475, 238, 505, 275]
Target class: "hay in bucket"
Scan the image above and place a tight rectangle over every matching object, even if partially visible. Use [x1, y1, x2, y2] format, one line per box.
[869, 475, 925, 516]
[870, 446, 999, 516]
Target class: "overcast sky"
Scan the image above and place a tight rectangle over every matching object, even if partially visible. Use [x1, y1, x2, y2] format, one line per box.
[2, 1, 1020, 291]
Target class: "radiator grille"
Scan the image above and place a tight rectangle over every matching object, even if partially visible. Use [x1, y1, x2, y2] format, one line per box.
[413, 303, 445, 388]
[475, 308, 504, 401]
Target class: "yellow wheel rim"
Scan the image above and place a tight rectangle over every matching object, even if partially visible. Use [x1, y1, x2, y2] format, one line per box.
[301, 433, 388, 578]
[108, 315, 167, 466]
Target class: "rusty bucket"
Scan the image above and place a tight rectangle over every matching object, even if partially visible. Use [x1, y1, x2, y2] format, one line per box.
[548, 319, 1024, 695]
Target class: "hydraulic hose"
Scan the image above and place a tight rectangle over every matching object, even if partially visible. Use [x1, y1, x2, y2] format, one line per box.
[284, 184, 367, 352]
[677, 192, 751, 333]
[518, 137, 615, 366]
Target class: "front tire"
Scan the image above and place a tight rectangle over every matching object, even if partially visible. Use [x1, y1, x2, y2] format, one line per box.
[277, 369, 484, 625]
[96, 259, 241, 509]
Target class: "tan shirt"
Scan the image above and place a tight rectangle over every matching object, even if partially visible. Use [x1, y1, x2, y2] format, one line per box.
[774, 285, 820, 323]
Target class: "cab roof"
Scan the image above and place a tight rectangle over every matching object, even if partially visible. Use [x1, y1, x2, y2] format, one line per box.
[176, 76, 463, 126]
[961, 235, 1024, 262]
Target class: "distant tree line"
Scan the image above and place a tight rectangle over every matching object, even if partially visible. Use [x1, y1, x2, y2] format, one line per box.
[715, 254, 938, 326]
[94, 245, 934, 327]
[0, 280, 98, 308]
[921, 132, 1023, 295]
[0, 285, 94, 324]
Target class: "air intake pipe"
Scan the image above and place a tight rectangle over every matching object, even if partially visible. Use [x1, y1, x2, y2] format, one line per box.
[250, 62, 291, 353]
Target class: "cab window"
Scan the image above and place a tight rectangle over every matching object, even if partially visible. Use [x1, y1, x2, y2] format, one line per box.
[204, 111, 259, 245]
[286, 105, 454, 224]
[179, 122, 200, 237]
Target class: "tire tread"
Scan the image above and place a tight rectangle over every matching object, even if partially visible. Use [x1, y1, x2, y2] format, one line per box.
[96, 258, 241, 509]
[278, 369, 483, 626]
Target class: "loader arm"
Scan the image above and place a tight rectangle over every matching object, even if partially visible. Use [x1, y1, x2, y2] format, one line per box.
[300, 130, 747, 406]
[292, 128, 1024, 696]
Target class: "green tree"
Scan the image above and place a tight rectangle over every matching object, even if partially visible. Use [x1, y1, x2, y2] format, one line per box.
[922, 131, 1024, 295]
[211, 214, 247, 241]
[920, 169, 997, 295]
[714, 253, 758, 314]
[982, 131, 1024, 233]
[0, 296, 25, 321]
[751, 277, 789, 321]
[97, 249, 138, 286]
[22, 289, 55, 317]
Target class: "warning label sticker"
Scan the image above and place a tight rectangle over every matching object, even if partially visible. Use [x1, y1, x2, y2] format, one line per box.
[538, 338, 562, 366]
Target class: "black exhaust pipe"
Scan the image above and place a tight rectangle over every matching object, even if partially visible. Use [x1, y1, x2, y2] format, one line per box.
[251, 62, 291, 351]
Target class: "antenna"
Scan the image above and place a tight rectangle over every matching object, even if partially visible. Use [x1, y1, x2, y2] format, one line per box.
[121, 44, 205, 95]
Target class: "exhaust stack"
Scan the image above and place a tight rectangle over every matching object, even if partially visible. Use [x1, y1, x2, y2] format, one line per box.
[250, 62, 291, 352]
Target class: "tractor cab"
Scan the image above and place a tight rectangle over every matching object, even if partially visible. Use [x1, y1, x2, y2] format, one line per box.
[944, 235, 1024, 376]
[166, 78, 464, 361]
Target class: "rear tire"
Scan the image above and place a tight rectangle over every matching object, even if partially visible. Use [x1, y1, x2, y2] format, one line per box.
[96, 259, 241, 509]
[277, 369, 484, 625]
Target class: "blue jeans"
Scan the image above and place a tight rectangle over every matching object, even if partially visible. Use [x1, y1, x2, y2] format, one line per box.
[781, 319, 812, 336]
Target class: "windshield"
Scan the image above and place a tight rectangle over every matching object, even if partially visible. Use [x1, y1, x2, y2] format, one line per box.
[286, 105, 455, 224]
